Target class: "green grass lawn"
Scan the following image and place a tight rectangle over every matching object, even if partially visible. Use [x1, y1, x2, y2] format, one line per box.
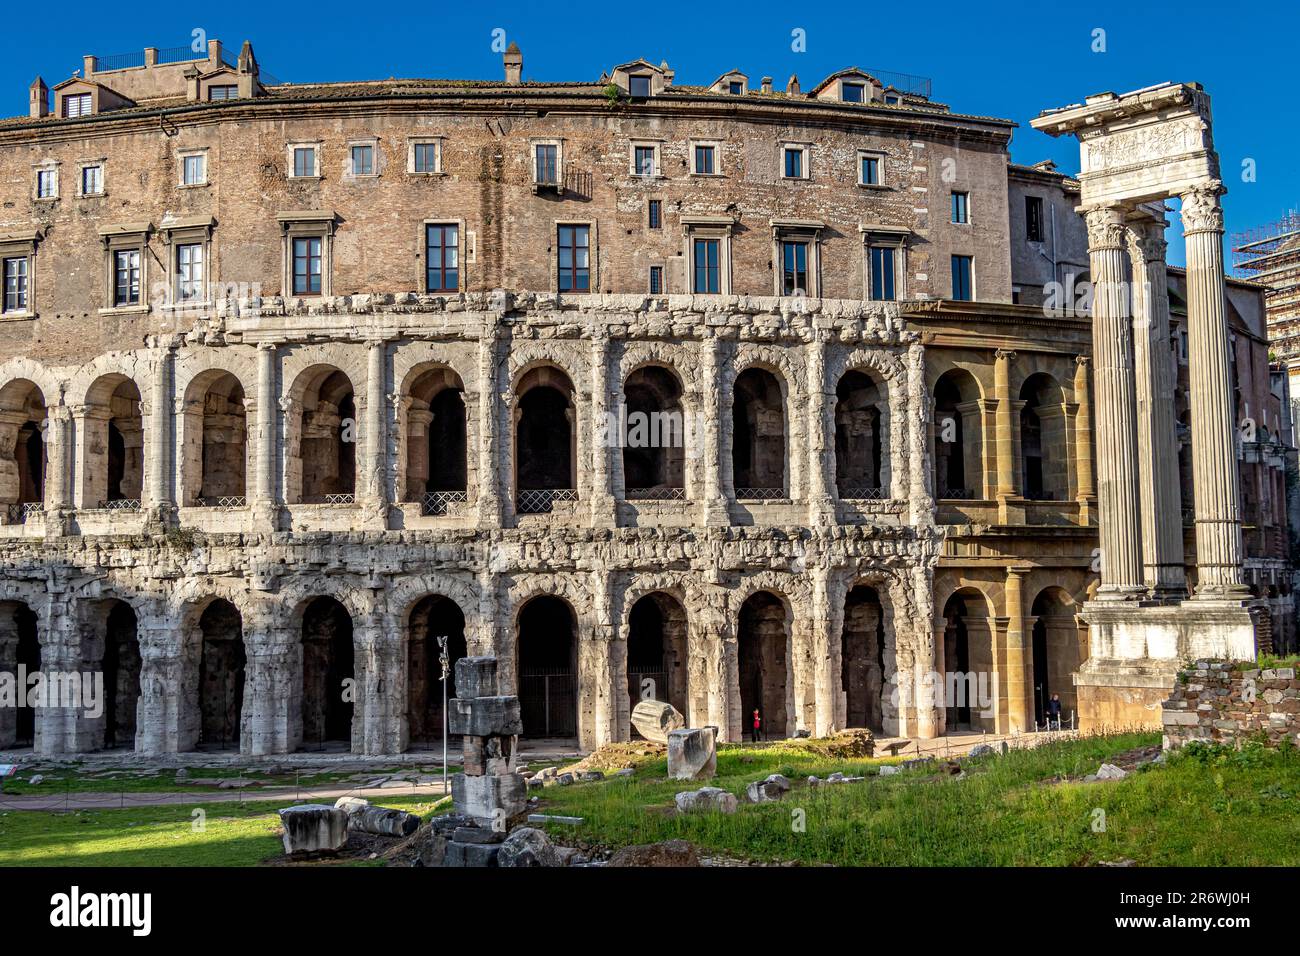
[0, 765, 442, 796]
[531, 733, 1300, 866]
[0, 795, 448, 867]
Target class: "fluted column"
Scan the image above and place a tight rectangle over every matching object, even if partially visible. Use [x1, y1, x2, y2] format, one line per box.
[1129, 218, 1187, 599]
[1180, 183, 1249, 598]
[805, 332, 835, 525]
[699, 335, 729, 526]
[253, 343, 279, 520]
[362, 338, 389, 525]
[475, 323, 503, 528]
[589, 331, 615, 526]
[1084, 203, 1146, 598]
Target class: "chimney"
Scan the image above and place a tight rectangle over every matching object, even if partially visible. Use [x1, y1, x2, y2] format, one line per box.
[504, 42, 522, 85]
[29, 76, 48, 118]
[207, 39, 223, 71]
[760, 76, 773, 94]
[659, 60, 674, 86]
[786, 74, 800, 95]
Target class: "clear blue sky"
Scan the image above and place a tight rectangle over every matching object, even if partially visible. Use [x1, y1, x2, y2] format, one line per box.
[6, 0, 1296, 267]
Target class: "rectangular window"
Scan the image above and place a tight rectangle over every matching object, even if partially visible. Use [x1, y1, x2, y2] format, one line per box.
[293, 147, 317, 178]
[634, 145, 656, 177]
[350, 144, 374, 176]
[557, 225, 590, 293]
[113, 249, 141, 306]
[81, 165, 103, 195]
[783, 147, 804, 179]
[860, 153, 880, 186]
[649, 265, 663, 294]
[207, 85, 238, 101]
[951, 191, 970, 224]
[1025, 196, 1044, 242]
[413, 142, 438, 173]
[629, 75, 651, 97]
[693, 238, 720, 294]
[292, 237, 322, 295]
[729, 81, 744, 95]
[36, 169, 55, 198]
[647, 199, 662, 230]
[781, 241, 808, 295]
[63, 93, 91, 118]
[182, 154, 206, 186]
[870, 246, 896, 301]
[951, 254, 973, 301]
[535, 144, 558, 184]
[425, 223, 459, 293]
[176, 243, 204, 302]
[694, 144, 715, 175]
[842, 82, 865, 103]
[3, 258, 28, 313]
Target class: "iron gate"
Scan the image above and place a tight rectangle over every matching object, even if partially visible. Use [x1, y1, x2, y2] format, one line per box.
[520, 666, 577, 737]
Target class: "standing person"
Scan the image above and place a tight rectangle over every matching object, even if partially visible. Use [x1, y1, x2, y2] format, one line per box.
[751, 708, 762, 743]
[1046, 693, 1063, 731]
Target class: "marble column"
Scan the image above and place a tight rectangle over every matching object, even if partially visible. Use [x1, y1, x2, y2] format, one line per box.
[1084, 203, 1146, 598]
[475, 324, 503, 528]
[805, 333, 836, 526]
[1181, 183, 1249, 598]
[144, 341, 176, 519]
[253, 343, 279, 519]
[1129, 218, 1187, 599]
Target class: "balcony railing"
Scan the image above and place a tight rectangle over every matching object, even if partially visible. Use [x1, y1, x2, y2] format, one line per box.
[625, 487, 687, 501]
[938, 488, 975, 500]
[421, 490, 468, 516]
[301, 493, 356, 506]
[517, 488, 578, 514]
[198, 496, 246, 510]
[839, 486, 886, 501]
[735, 487, 786, 501]
[99, 498, 142, 511]
[5, 502, 43, 524]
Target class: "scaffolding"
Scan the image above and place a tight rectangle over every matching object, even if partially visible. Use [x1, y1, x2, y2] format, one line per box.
[1233, 211, 1300, 362]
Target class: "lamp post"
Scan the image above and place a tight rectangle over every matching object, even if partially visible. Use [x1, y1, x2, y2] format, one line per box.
[437, 634, 450, 797]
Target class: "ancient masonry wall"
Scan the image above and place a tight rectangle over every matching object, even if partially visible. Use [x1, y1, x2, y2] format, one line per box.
[1162, 659, 1300, 749]
[0, 293, 946, 756]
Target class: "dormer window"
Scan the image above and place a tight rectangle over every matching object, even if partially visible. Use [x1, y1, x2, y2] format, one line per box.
[629, 74, 651, 98]
[208, 85, 239, 101]
[63, 93, 91, 118]
[729, 81, 744, 95]
[884, 94, 900, 105]
[841, 81, 866, 103]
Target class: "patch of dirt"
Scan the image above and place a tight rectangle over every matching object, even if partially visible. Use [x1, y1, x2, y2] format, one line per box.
[1105, 745, 1163, 771]
[797, 729, 876, 759]
[560, 741, 666, 775]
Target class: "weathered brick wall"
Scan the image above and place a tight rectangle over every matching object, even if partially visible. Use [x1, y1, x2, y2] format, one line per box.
[1161, 659, 1300, 749]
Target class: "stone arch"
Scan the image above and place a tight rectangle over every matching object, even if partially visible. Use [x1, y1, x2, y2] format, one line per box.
[622, 363, 687, 497]
[626, 590, 689, 727]
[79, 372, 144, 509]
[180, 368, 248, 506]
[285, 364, 357, 504]
[834, 367, 890, 499]
[940, 586, 996, 733]
[180, 596, 248, 750]
[1029, 585, 1081, 727]
[514, 594, 579, 738]
[1019, 371, 1068, 501]
[0, 378, 48, 513]
[399, 362, 467, 509]
[0, 599, 41, 747]
[731, 365, 788, 496]
[76, 597, 142, 750]
[514, 363, 576, 500]
[932, 367, 984, 499]
[736, 588, 792, 739]
[403, 593, 469, 750]
[295, 595, 356, 749]
[840, 581, 890, 732]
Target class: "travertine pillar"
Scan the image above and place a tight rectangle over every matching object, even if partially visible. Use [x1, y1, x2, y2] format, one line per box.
[362, 339, 389, 524]
[144, 341, 176, 518]
[699, 335, 730, 526]
[810, 567, 837, 735]
[993, 348, 1018, 501]
[805, 333, 836, 525]
[589, 331, 615, 526]
[1084, 204, 1146, 598]
[1003, 566, 1031, 733]
[1072, 355, 1095, 518]
[475, 324, 503, 528]
[240, 614, 300, 756]
[253, 343, 278, 516]
[1129, 218, 1187, 599]
[1180, 183, 1249, 598]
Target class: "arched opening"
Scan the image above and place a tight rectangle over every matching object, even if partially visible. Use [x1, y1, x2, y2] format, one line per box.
[737, 590, 789, 738]
[182, 371, 246, 506]
[403, 366, 467, 514]
[406, 595, 467, 749]
[81, 600, 141, 750]
[623, 366, 685, 498]
[196, 599, 245, 750]
[941, 589, 995, 733]
[841, 585, 887, 731]
[514, 366, 575, 513]
[1019, 373, 1067, 501]
[0, 601, 40, 747]
[626, 592, 688, 728]
[290, 367, 356, 503]
[300, 597, 355, 749]
[0, 380, 47, 520]
[732, 367, 786, 496]
[835, 370, 888, 499]
[83, 374, 144, 508]
[517, 596, 577, 738]
[933, 369, 981, 499]
[1030, 587, 1082, 728]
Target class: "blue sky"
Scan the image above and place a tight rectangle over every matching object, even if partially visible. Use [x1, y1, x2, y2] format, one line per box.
[6, 0, 1295, 267]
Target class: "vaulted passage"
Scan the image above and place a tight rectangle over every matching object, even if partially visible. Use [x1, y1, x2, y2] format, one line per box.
[1030, 587, 1082, 727]
[81, 600, 141, 750]
[196, 599, 245, 749]
[841, 585, 886, 731]
[835, 370, 888, 498]
[182, 371, 246, 505]
[83, 374, 143, 508]
[0, 601, 39, 747]
[622, 366, 685, 497]
[941, 590, 995, 733]
[517, 596, 577, 738]
[403, 367, 467, 511]
[732, 368, 786, 495]
[933, 369, 982, 499]
[300, 597, 355, 748]
[515, 366, 575, 500]
[0, 380, 47, 519]
[406, 595, 467, 748]
[291, 367, 356, 503]
[737, 590, 789, 739]
[1020, 373, 1067, 501]
[626, 592, 688, 728]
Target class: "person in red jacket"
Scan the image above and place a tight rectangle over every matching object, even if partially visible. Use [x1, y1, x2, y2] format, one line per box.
[751, 708, 762, 743]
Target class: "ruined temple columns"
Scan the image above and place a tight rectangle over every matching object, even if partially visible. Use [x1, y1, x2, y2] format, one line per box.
[1181, 183, 1249, 598]
[1129, 218, 1187, 599]
[1084, 204, 1146, 598]
[253, 343, 278, 518]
